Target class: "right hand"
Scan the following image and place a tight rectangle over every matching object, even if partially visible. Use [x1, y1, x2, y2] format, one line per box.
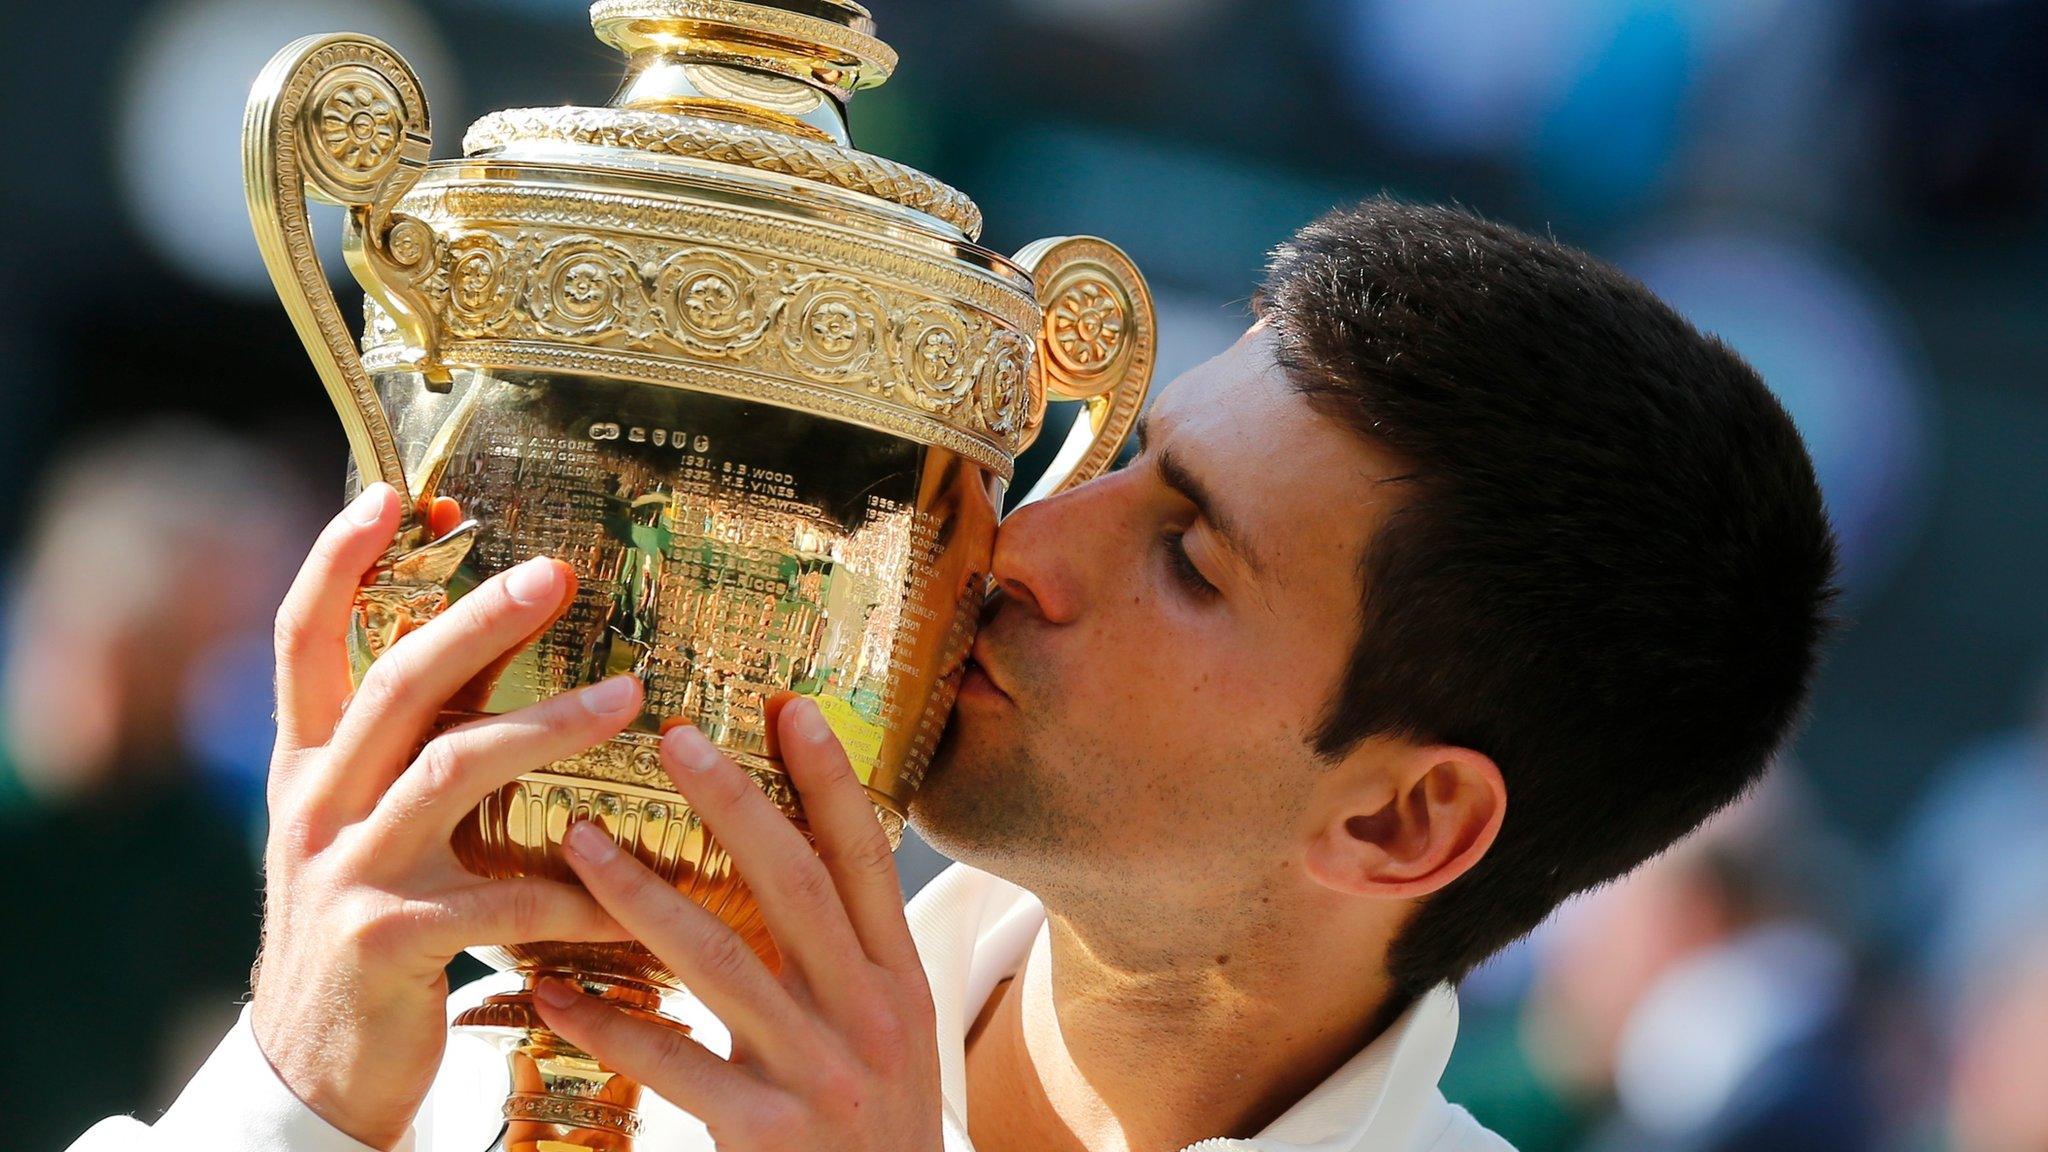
[250, 482, 639, 1150]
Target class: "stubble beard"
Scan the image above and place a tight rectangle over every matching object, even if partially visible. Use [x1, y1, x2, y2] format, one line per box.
[909, 692, 1094, 893]
[909, 592, 1118, 892]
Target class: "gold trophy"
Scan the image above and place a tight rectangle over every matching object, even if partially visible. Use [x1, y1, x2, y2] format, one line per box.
[243, 3, 1152, 1148]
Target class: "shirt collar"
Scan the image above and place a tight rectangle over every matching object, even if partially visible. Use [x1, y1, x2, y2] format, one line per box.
[903, 863, 1462, 1152]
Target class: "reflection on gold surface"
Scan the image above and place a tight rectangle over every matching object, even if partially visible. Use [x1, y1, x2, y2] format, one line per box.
[382, 369, 998, 801]
[405, 367, 1003, 989]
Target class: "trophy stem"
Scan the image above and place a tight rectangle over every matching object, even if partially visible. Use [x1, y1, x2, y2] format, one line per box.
[456, 973, 679, 1152]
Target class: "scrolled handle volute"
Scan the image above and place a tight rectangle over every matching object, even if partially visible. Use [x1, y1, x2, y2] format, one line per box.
[1011, 236, 1156, 505]
[245, 33, 475, 663]
[243, 32, 448, 520]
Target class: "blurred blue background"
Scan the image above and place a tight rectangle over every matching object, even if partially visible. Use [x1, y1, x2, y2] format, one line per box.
[3, 1, 2046, 1148]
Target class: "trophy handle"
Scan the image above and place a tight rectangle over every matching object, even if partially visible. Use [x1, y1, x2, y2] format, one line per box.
[247, 34, 478, 660]
[1011, 236, 1157, 505]
[244, 32, 448, 530]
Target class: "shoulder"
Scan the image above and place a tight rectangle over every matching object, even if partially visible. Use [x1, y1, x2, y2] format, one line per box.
[1421, 1102, 1517, 1152]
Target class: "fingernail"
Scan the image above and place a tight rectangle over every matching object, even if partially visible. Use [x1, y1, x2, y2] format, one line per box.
[664, 726, 722, 773]
[791, 698, 833, 743]
[564, 820, 619, 864]
[534, 977, 581, 1010]
[345, 484, 389, 526]
[506, 557, 561, 605]
[581, 676, 639, 716]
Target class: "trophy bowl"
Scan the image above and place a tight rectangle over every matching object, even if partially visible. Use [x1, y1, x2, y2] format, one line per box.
[244, 3, 1153, 1148]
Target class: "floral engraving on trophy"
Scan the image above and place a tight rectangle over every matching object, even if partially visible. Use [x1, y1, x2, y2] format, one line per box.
[1049, 274, 1127, 374]
[316, 79, 402, 173]
[420, 184, 1035, 331]
[978, 330, 1033, 441]
[891, 300, 982, 412]
[651, 248, 777, 355]
[532, 237, 653, 341]
[687, 278, 729, 317]
[809, 303, 858, 354]
[443, 234, 521, 329]
[781, 273, 885, 386]
[386, 217, 430, 269]
[286, 43, 425, 200]
[393, 182, 1041, 421]
[918, 330, 958, 380]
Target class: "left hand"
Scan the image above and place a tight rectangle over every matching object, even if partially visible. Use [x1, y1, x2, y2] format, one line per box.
[534, 696, 943, 1152]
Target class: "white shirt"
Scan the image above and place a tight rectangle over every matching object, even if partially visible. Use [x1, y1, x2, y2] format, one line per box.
[70, 864, 1512, 1152]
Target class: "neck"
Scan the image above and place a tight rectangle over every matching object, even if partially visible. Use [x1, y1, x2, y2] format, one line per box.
[966, 893, 1399, 1152]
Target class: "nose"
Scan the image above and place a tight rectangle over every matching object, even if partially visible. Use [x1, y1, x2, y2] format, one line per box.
[991, 472, 1127, 626]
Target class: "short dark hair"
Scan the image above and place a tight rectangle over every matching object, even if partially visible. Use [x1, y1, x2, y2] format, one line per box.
[1258, 198, 1840, 996]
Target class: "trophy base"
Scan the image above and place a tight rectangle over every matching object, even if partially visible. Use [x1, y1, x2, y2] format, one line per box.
[455, 973, 679, 1152]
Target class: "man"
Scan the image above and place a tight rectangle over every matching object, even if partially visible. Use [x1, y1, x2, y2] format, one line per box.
[70, 199, 1838, 1152]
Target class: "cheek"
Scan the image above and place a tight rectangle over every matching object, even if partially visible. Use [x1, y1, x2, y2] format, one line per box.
[1055, 630, 1304, 795]
[1058, 594, 1324, 744]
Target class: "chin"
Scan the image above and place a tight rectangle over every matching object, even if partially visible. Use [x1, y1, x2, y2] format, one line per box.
[908, 725, 1024, 860]
[909, 736, 1106, 903]
[906, 734, 974, 841]
[917, 693, 1006, 791]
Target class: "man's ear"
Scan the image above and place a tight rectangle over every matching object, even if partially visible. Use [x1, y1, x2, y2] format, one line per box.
[1303, 744, 1505, 899]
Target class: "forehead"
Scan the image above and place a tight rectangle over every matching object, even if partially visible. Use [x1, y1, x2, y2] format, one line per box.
[1146, 326, 1405, 589]
[1146, 326, 1299, 443]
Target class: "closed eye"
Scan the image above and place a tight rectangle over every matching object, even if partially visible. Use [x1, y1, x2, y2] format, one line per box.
[1162, 530, 1218, 598]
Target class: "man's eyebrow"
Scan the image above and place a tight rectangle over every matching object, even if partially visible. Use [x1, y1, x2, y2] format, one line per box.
[1155, 444, 1268, 578]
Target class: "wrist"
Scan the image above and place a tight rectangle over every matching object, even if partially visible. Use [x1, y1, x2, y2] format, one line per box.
[250, 1000, 426, 1152]
[151, 1004, 412, 1152]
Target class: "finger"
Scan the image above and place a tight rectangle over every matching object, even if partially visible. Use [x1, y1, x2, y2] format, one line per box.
[558, 819, 814, 1066]
[318, 556, 575, 819]
[426, 877, 635, 951]
[777, 698, 920, 975]
[659, 726, 875, 1005]
[273, 483, 400, 755]
[444, 561, 578, 716]
[532, 977, 782, 1132]
[369, 675, 644, 849]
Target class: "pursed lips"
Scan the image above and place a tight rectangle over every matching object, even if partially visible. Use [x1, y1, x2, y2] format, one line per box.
[964, 639, 1013, 701]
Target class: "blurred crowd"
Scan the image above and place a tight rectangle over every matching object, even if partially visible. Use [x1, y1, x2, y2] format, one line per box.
[3, 0, 2046, 1148]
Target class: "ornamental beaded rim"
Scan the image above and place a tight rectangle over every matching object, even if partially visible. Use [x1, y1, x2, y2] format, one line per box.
[503, 1093, 646, 1138]
[464, 106, 983, 239]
